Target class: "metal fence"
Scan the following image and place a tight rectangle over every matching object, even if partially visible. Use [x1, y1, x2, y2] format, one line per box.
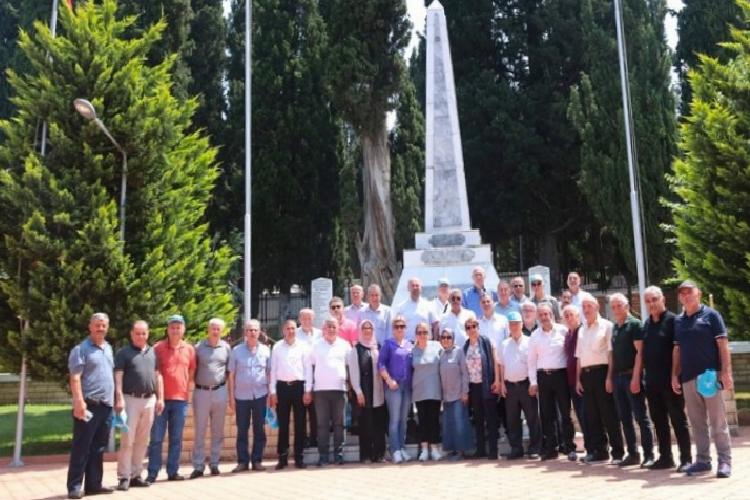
[256, 292, 310, 340]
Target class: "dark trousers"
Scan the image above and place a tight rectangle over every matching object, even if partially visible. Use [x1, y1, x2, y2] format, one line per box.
[570, 385, 589, 451]
[235, 396, 266, 465]
[580, 365, 624, 458]
[497, 397, 508, 434]
[537, 369, 574, 454]
[358, 405, 387, 461]
[305, 402, 317, 444]
[613, 373, 654, 457]
[504, 379, 541, 454]
[469, 383, 498, 456]
[415, 399, 441, 444]
[645, 383, 692, 464]
[276, 381, 306, 463]
[314, 390, 345, 462]
[67, 402, 112, 493]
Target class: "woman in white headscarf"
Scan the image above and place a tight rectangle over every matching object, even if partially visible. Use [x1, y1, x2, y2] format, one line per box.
[347, 319, 386, 462]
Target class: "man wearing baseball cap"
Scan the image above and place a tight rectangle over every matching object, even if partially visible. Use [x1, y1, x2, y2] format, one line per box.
[672, 280, 733, 478]
[146, 314, 196, 483]
[432, 278, 451, 319]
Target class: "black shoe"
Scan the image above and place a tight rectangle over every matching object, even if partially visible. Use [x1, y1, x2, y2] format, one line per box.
[316, 459, 329, 467]
[231, 464, 249, 473]
[145, 475, 157, 484]
[294, 462, 307, 469]
[619, 453, 641, 467]
[541, 451, 559, 461]
[251, 462, 266, 471]
[647, 457, 675, 470]
[526, 452, 540, 460]
[335, 454, 345, 465]
[582, 452, 609, 464]
[189, 469, 204, 479]
[210, 466, 220, 476]
[116, 478, 129, 491]
[487, 451, 498, 460]
[275, 461, 287, 470]
[505, 451, 524, 460]
[167, 474, 185, 481]
[470, 450, 487, 459]
[641, 456, 656, 469]
[68, 489, 84, 499]
[129, 477, 150, 488]
[84, 486, 115, 495]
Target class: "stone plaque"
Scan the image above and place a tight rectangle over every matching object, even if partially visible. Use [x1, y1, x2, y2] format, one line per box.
[310, 277, 333, 329]
[421, 248, 475, 265]
[429, 233, 466, 247]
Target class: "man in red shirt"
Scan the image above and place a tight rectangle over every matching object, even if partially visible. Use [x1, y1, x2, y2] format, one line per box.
[146, 314, 196, 483]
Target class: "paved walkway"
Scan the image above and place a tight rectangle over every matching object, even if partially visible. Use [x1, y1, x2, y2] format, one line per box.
[2, 430, 747, 500]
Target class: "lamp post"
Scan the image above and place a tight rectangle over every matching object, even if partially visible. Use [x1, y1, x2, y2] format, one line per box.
[244, 0, 253, 323]
[73, 98, 128, 242]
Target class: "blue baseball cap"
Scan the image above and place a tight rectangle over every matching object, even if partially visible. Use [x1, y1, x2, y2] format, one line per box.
[507, 311, 522, 322]
[167, 314, 185, 324]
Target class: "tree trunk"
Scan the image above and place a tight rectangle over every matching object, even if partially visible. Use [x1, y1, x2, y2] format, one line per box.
[539, 232, 560, 291]
[358, 123, 398, 300]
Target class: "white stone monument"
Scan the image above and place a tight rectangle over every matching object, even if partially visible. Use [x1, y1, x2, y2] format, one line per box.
[391, 0, 499, 306]
[528, 265, 551, 297]
[310, 277, 333, 329]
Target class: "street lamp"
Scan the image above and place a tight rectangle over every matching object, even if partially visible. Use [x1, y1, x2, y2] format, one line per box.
[73, 98, 128, 242]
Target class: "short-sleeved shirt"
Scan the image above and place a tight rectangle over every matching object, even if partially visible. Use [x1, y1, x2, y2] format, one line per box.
[499, 335, 531, 383]
[114, 343, 157, 396]
[675, 305, 728, 383]
[641, 310, 676, 387]
[154, 340, 196, 401]
[229, 342, 271, 400]
[395, 297, 438, 341]
[495, 300, 521, 319]
[194, 339, 232, 387]
[611, 315, 643, 374]
[411, 341, 443, 401]
[461, 286, 497, 317]
[576, 316, 612, 368]
[68, 338, 115, 406]
[478, 313, 509, 361]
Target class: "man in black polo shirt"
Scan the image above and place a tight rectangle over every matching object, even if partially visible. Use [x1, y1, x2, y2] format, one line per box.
[114, 320, 164, 490]
[638, 286, 691, 471]
[609, 293, 654, 468]
[673, 280, 733, 478]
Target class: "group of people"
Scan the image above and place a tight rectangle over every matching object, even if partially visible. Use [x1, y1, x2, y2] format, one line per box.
[65, 269, 735, 499]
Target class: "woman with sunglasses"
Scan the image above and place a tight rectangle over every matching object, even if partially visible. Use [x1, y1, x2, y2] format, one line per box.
[464, 317, 501, 459]
[439, 328, 472, 460]
[412, 322, 443, 461]
[378, 315, 414, 463]
[347, 319, 386, 463]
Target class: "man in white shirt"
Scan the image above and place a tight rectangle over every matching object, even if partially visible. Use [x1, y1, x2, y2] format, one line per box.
[499, 311, 541, 459]
[395, 277, 438, 341]
[296, 308, 320, 447]
[567, 272, 583, 313]
[439, 288, 477, 347]
[344, 285, 366, 325]
[576, 292, 624, 464]
[360, 284, 392, 345]
[432, 278, 451, 319]
[269, 320, 312, 470]
[527, 303, 575, 461]
[478, 293, 509, 358]
[307, 318, 352, 466]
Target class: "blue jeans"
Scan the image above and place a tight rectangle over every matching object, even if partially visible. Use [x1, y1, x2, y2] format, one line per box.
[147, 400, 188, 478]
[613, 373, 654, 457]
[442, 400, 473, 453]
[235, 397, 267, 465]
[384, 384, 411, 454]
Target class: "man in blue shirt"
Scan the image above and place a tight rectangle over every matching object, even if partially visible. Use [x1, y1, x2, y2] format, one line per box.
[672, 280, 733, 478]
[66, 313, 115, 499]
[462, 266, 497, 317]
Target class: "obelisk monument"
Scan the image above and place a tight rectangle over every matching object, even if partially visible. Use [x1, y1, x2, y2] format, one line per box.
[391, 0, 499, 305]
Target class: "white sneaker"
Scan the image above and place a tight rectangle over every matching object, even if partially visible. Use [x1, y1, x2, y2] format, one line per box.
[430, 447, 443, 461]
[400, 449, 412, 462]
[392, 450, 403, 464]
[419, 449, 429, 462]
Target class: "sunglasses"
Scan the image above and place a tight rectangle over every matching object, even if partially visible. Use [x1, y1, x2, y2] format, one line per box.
[330, 304, 342, 309]
[416, 331, 429, 336]
[531, 282, 542, 287]
[394, 324, 407, 329]
[439, 335, 453, 340]
[450, 296, 462, 302]
[465, 324, 478, 330]
[513, 284, 524, 288]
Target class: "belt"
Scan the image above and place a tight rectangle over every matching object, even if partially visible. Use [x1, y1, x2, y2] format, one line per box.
[123, 392, 155, 399]
[195, 381, 226, 391]
[617, 369, 633, 376]
[84, 398, 110, 407]
[581, 364, 608, 373]
[277, 380, 304, 386]
[505, 379, 529, 385]
[537, 368, 565, 375]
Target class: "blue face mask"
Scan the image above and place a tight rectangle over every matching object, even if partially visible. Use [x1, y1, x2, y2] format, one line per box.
[696, 369, 719, 398]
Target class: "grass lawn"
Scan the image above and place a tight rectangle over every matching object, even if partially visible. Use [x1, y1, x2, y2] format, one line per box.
[736, 390, 750, 410]
[0, 404, 73, 456]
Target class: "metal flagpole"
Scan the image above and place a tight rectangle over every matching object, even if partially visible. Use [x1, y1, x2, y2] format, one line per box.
[613, 0, 648, 316]
[244, 0, 253, 324]
[11, 0, 62, 468]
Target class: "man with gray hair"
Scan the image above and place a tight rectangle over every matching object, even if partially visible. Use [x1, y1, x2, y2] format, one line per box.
[521, 302, 538, 337]
[66, 313, 115, 499]
[115, 320, 164, 491]
[495, 280, 520, 318]
[530, 273, 561, 321]
[360, 283, 392, 345]
[609, 293, 654, 467]
[396, 277, 438, 341]
[345, 284, 366, 325]
[190, 318, 232, 478]
[462, 266, 497, 316]
[640, 286, 691, 471]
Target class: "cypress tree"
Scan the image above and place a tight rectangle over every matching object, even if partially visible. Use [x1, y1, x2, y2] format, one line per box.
[0, 0, 235, 380]
[670, 0, 750, 337]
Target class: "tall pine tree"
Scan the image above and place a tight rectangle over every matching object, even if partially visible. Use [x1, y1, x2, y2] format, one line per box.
[569, 0, 676, 284]
[0, 0, 235, 380]
[670, 0, 750, 338]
